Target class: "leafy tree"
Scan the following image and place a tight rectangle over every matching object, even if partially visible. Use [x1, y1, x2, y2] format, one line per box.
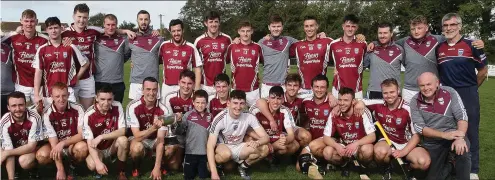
[118, 20, 136, 31]
[88, 12, 106, 27]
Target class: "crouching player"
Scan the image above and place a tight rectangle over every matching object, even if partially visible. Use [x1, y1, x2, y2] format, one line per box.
[361, 78, 430, 179]
[250, 86, 299, 164]
[207, 90, 270, 180]
[36, 82, 88, 180]
[0, 91, 43, 179]
[322, 87, 375, 177]
[175, 90, 212, 180]
[82, 86, 128, 179]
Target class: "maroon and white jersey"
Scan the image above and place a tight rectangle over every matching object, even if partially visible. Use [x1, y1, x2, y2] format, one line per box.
[2, 33, 48, 87]
[209, 110, 261, 145]
[330, 38, 367, 92]
[226, 42, 264, 91]
[209, 97, 227, 118]
[62, 24, 102, 79]
[364, 98, 415, 144]
[82, 101, 125, 150]
[165, 91, 194, 114]
[283, 95, 304, 124]
[159, 40, 202, 85]
[126, 98, 169, 139]
[290, 38, 333, 89]
[324, 109, 375, 145]
[194, 33, 232, 86]
[1, 109, 43, 150]
[250, 105, 295, 142]
[32, 43, 88, 96]
[301, 95, 333, 139]
[42, 102, 85, 141]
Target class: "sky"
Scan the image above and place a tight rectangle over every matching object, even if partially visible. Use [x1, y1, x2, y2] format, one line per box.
[1, 1, 186, 28]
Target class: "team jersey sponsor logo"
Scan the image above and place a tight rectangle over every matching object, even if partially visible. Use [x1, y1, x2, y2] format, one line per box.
[317, 44, 322, 50]
[336, 49, 343, 53]
[279, 39, 283, 45]
[324, 109, 329, 116]
[426, 41, 431, 47]
[458, 49, 464, 56]
[354, 48, 359, 54]
[389, 50, 394, 56]
[251, 50, 255, 55]
[182, 51, 187, 57]
[114, 39, 119, 44]
[396, 118, 402, 125]
[438, 97, 445, 105]
[221, 43, 225, 49]
[148, 39, 152, 45]
[355, 122, 360, 129]
[63, 52, 67, 58]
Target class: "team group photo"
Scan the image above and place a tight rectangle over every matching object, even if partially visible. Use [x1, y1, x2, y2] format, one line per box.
[1, 0, 494, 180]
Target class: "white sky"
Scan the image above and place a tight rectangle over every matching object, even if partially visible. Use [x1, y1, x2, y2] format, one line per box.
[1, 1, 186, 28]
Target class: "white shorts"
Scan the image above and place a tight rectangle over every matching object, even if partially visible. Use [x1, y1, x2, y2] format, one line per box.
[202, 85, 216, 98]
[73, 76, 96, 98]
[129, 83, 161, 100]
[161, 84, 179, 104]
[260, 83, 285, 99]
[402, 88, 418, 104]
[297, 88, 313, 99]
[245, 89, 260, 106]
[128, 136, 157, 150]
[225, 143, 246, 163]
[15, 84, 35, 103]
[378, 138, 407, 150]
[331, 87, 363, 99]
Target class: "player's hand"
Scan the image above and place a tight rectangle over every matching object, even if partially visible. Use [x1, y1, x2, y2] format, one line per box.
[152, 118, 163, 130]
[367, 42, 375, 52]
[353, 100, 365, 117]
[345, 142, 359, 157]
[150, 167, 162, 180]
[269, 120, 278, 132]
[327, 94, 337, 107]
[151, 30, 161, 37]
[472, 40, 484, 49]
[356, 34, 366, 43]
[175, 113, 183, 123]
[15, 26, 23, 34]
[34, 95, 42, 106]
[247, 140, 260, 149]
[317, 32, 327, 38]
[233, 37, 241, 44]
[0, 150, 8, 164]
[91, 136, 103, 148]
[452, 138, 468, 155]
[442, 130, 465, 140]
[56, 169, 67, 180]
[331, 106, 341, 116]
[125, 30, 137, 40]
[264, 34, 271, 41]
[130, 61, 134, 69]
[95, 162, 109, 175]
[211, 172, 220, 180]
[62, 37, 72, 47]
[335, 144, 346, 157]
[391, 149, 407, 158]
[51, 141, 66, 160]
[334, 70, 338, 76]
[279, 134, 287, 145]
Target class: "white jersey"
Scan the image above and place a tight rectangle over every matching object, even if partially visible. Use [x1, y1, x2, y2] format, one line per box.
[209, 109, 261, 145]
[0, 109, 43, 150]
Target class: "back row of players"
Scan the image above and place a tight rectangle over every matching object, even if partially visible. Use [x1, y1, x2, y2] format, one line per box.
[0, 3, 488, 180]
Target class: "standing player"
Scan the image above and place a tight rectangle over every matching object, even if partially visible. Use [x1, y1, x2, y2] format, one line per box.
[128, 10, 164, 101]
[249, 86, 299, 158]
[258, 14, 298, 98]
[1, 42, 14, 116]
[209, 73, 230, 117]
[363, 23, 404, 99]
[159, 19, 202, 101]
[436, 13, 487, 179]
[94, 14, 131, 103]
[126, 77, 168, 178]
[194, 11, 232, 97]
[289, 16, 333, 99]
[207, 90, 270, 180]
[0, 91, 43, 179]
[226, 21, 264, 106]
[361, 79, 430, 179]
[32, 17, 89, 104]
[82, 86, 128, 179]
[321, 87, 375, 177]
[1, 9, 48, 105]
[330, 14, 367, 99]
[36, 82, 88, 180]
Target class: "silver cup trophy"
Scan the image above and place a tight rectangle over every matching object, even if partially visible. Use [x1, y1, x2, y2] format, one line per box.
[160, 114, 179, 145]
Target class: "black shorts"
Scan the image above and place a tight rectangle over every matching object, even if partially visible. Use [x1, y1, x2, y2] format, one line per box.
[183, 154, 208, 180]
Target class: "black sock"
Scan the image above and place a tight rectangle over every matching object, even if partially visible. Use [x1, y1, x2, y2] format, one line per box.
[240, 161, 250, 168]
[117, 159, 126, 173]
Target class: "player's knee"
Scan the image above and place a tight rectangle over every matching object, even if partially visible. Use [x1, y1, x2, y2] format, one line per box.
[298, 130, 312, 147]
[19, 155, 36, 169]
[116, 136, 129, 151]
[86, 157, 96, 171]
[259, 145, 270, 158]
[360, 144, 374, 156]
[323, 146, 334, 161]
[215, 152, 231, 163]
[130, 142, 145, 158]
[415, 156, 431, 171]
[35, 150, 51, 165]
[374, 147, 389, 159]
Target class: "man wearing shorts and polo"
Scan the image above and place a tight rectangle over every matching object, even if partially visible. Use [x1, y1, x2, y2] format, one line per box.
[126, 77, 169, 178]
[82, 86, 128, 179]
[207, 90, 270, 180]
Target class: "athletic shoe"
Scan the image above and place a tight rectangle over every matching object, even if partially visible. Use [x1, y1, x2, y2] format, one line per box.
[94, 172, 102, 179]
[132, 169, 139, 177]
[470, 173, 480, 180]
[118, 171, 127, 180]
[237, 165, 251, 180]
[67, 164, 77, 180]
[340, 161, 350, 177]
[381, 165, 392, 180]
[217, 165, 226, 177]
[28, 169, 40, 179]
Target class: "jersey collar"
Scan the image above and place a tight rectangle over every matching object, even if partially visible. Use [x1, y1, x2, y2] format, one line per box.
[168, 39, 187, 46]
[51, 102, 71, 113]
[69, 23, 87, 31]
[140, 96, 159, 108]
[9, 110, 31, 124]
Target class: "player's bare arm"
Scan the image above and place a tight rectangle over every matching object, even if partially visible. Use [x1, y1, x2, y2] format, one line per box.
[207, 135, 219, 179]
[151, 129, 166, 180]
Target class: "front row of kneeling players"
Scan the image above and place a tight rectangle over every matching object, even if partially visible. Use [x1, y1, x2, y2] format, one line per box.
[1, 71, 468, 179]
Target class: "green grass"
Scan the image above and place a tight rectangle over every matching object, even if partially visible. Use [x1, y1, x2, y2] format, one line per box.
[4, 62, 495, 179]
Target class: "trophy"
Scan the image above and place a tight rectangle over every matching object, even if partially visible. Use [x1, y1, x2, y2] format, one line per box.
[160, 115, 179, 145]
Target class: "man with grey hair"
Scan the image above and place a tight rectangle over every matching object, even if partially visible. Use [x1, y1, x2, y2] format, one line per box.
[411, 72, 470, 180]
[436, 13, 487, 179]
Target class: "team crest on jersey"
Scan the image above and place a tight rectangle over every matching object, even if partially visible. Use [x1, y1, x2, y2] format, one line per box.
[63, 52, 67, 58]
[389, 50, 394, 56]
[426, 41, 431, 47]
[308, 44, 314, 50]
[35, 44, 39, 49]
[317, 44, 322, 50]
[279, 39, 283, 45]
[251, 50, 255, 55]
[458, 49, 464, 56]
[355, 122, 360, 129]
[207, 115, 211, 122]
[182, 51, 187, 57]
[396, 118, 402, 125]
[324, 109, 329, 116]
[221, 43, 225, 49]
[233, 124, 238, 131]
[345, 48, 351, 54]
[354, 48, 359, 54]
[148, 39, 152, 45]
[438, 97, 445, 105]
